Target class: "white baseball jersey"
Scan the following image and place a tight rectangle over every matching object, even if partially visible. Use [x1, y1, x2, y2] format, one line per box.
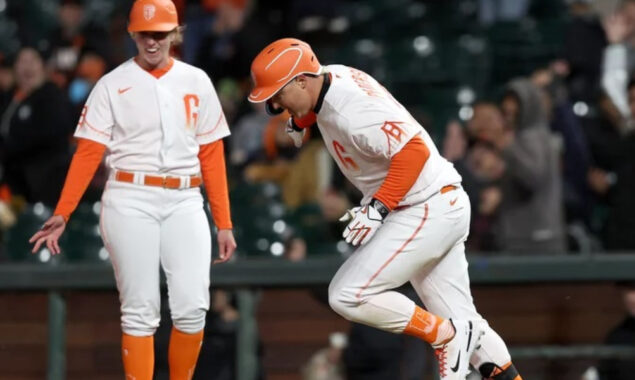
[315, 65, 514, 375]
[75, 58, 230, 175]
[316, 64, 461, 207]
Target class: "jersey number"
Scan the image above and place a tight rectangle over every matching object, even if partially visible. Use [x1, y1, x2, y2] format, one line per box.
[183, 94, 199, 129]
[332, 140, 359, 171]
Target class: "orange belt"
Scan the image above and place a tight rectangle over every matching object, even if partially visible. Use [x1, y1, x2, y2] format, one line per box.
[114, 170, 202, 189]
[440, 184, 458, 194]
[394, 185, 458, 211]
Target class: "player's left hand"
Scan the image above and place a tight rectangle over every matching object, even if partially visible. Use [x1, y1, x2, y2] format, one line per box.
[286, 118, 306, 148]
[214, 229, 237, 264]
[339, 203, 384, 246]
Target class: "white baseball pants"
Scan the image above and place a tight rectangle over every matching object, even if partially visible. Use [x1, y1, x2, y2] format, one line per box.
[328, 186, 511, 368]
[99, 180, 212, 336]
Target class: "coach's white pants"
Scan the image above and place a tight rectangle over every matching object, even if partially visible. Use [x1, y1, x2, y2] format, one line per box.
[328, 186, 511, 368]
[100, 180, 212, 336]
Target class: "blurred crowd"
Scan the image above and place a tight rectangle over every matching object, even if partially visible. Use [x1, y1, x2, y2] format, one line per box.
[0, 0, 634, 266]
[438, 0, 635, 255]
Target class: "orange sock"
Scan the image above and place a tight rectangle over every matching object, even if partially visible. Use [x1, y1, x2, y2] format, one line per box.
[121, 333, 154, 380]
[402, 305, 454, 345]
[169, 328, 204, 380]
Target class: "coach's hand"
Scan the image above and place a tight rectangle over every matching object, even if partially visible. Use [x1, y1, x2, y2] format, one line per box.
[339, 201, 385, 246]
[286, 118, 306, 148]
[29, 215, 66, 255]
[214, 229, 237, 264]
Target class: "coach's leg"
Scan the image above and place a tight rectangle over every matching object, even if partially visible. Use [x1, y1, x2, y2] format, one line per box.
[160, 205, 211, 380]
[101, 206, 161, 380]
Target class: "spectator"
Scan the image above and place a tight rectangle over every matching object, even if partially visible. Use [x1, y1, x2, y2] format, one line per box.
[228, 102, 271, 168]
[532, 64, 594, 245]
[0, 47, 73, 207]
[302, 332, 347, 380]
[0, 56, 14, 104]
[468, 79, 566, 253]
[195, 0, 261, 80]
[499, 79, 567, 252]
[442, 118, 498, 251]
[67, 52, 107, 116]
[182, 0, 218, 64]
[563, 0, 608, 104]
[243, 113, 328, 210]
[48, 0, 113, 89]
[586, 78, 635, 250]
[601, 0, 635, 131]
[466, 140, 505, 252]
[597, 282, 635, 380]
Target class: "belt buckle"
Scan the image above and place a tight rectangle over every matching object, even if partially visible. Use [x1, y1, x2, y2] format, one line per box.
[162, 176, 168, 188]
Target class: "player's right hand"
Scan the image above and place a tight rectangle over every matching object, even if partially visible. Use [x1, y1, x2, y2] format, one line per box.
[286, 118, 306, 148]
[29, 215, 66, 255]
[339, 204, 383, 246]
[214, 229, 237, 264]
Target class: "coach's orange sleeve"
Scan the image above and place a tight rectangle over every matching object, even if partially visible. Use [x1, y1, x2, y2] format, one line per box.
[199, 140, 233, 229]
[54, 138, 107, 222]
[373, 135, 430, 211]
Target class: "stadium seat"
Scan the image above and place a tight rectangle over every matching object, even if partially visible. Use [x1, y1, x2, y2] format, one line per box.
[231, 182, 288, 256]
[63, 202, 107, 263]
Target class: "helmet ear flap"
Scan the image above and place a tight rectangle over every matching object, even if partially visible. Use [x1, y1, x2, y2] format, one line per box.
[265, 100, 284, 116]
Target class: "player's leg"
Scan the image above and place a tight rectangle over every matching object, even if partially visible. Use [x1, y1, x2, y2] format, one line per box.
[100, 204, 161, 380]
[410, 241, 520, 379]
[328, 198, 483, 379]
[410, 190, 521, 379]
[160, 195, 211, 380]
[328, 201, 456, 346]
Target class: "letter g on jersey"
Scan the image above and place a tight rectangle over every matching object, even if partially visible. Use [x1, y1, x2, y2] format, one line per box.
[339, 203, 384, 246]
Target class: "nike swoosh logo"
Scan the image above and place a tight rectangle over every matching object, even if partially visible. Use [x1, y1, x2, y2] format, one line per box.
[450, 351, 461, 372]
[118, 87, 132, 94]
[449, 197, 458, 206]
[466, 321, 473, 351]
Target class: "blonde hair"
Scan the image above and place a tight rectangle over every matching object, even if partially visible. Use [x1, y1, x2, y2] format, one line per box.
[170, 26, 185, 46]
[129, 26, 185, 46]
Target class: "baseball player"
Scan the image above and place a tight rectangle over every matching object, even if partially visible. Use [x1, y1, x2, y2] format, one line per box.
[28, 1, 236, 379]
[248, 38, 522, 380]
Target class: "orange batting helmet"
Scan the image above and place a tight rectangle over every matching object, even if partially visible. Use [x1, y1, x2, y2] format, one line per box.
[248, 38, 322, 103]
[128, 0, 179, 33]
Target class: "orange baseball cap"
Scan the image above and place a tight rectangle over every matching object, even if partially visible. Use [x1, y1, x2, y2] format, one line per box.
[128, 0, 179, 33]
[248, 38, 322, 103]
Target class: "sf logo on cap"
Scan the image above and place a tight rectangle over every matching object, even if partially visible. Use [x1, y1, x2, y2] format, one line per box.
[143, 4, 156, 20]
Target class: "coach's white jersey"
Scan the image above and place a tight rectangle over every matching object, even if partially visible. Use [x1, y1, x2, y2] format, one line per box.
[316, 65, 461, 207]
[75, 58, 230, 176]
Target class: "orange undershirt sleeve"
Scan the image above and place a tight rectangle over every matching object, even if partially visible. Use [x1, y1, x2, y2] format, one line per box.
[198, 140, 233, 229]
[53, 138, 107, 222]
[373, 135, 430, 211]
